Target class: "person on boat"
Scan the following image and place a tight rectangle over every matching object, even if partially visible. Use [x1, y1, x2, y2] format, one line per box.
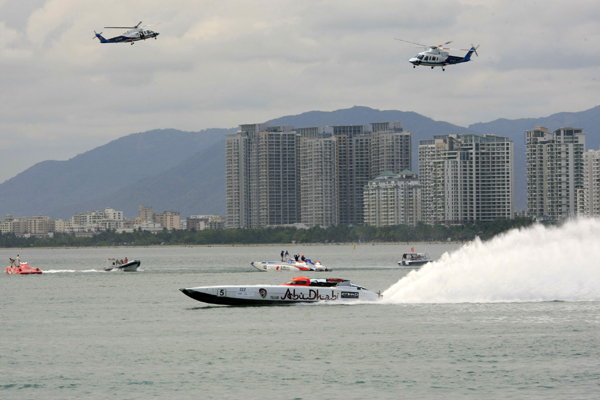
[301, 255, 306, 262]
[285, 250, 289, 259]
[16, 255, 20, 266]
[294, 254, 299, 261]
[9, 258, 15, 267]
[124, 257, 128, 263]
[280, 250, 284, 261]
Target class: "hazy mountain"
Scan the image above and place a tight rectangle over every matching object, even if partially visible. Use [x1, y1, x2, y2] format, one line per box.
[2, 105, 598, 219]
[0, 128, 234, 219]
[48, 139, 227, 218]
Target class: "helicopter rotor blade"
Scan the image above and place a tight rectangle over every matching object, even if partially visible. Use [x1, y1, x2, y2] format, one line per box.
[135, 21, 143, 28]
[104, 26, 135, 29]
[437, 41, 453, 47]
[142, 22, 161, 28]
[440, 47, 470, 51]
[394, 38, 427, 47]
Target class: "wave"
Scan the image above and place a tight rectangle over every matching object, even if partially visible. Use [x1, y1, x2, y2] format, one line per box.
[381, 218, 600, 303]
[43, 269, 105, 273]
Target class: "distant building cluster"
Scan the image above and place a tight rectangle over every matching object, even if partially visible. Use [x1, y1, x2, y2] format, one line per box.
[4, 120, 596, 236]
[0, 205, 225, 237]
[226, 120, 597, 228]
[226, 121, 413, 228]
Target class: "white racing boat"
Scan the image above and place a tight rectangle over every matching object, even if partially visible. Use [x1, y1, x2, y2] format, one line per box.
[105, 259, 141, 272]
[180, 276, 380, 306]
[251, 259, 331, 272]
[398, 252, 432, 268]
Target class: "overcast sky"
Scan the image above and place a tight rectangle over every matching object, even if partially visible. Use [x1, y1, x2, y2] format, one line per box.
[1, 0, 598, 182]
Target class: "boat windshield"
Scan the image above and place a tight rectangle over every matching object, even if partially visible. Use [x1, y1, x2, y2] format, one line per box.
[283, 276, 311, 286]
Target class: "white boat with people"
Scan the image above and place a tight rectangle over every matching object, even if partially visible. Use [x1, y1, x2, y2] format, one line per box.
[105, 258, 141, 272]
[398, 251, 432, 268]
[180, 276, 380, 306]
[251, 259, 331, 272]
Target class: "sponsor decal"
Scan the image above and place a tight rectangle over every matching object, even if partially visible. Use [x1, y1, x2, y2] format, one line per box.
[281, 288, 338, 301]
[259, 288, 267, 299]
[341, 291, 359, 299]
[236, 287, 254, 297]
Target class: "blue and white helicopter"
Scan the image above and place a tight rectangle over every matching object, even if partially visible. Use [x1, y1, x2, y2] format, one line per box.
[94, 21, 159, 45]
[396, 39, 479, 71]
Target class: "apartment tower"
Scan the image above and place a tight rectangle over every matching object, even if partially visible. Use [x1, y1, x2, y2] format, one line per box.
[370, 121, 412, 178]
[525, 126, 585, 220]
[419, 133, 514, 224]
[226, 124, 300, 228]
[363, 170, 422, 227]
[298, 127, 338, 227]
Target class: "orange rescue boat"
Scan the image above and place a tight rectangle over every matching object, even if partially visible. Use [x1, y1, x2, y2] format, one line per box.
[6, 262, 42, 275]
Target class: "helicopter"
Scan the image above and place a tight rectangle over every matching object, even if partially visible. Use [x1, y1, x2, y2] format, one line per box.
[395, 39, 479, 71]
[94, 21, 159, 45]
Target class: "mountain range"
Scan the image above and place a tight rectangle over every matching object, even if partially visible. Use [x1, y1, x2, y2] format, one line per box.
[1, 105, 598, 219]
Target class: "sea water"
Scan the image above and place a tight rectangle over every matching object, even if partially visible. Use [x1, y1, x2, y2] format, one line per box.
[2, 221, 600, 399]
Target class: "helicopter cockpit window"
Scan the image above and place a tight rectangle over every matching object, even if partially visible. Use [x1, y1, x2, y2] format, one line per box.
[417, 55, 424, 60]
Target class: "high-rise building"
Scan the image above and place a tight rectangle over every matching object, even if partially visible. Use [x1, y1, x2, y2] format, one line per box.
[333, 125, 371, 225]
[258, 126, 300, 226]
[582, 149, 600, 216]
[526, 126, 585, 220]
[419, 133, 514, 224]
[370, 121, 412, 178]
[226, 124, 300, 228]
[364, 170, 422, 227]
[225, 123, 268, 229]
[300, 134, 338, 227]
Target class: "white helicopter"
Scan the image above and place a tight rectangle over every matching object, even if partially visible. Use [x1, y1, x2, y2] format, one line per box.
[396, 39, 479, 71]
[94, 21, 159, 45]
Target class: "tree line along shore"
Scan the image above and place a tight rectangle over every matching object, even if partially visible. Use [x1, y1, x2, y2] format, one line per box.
[0, 218, 537, 248]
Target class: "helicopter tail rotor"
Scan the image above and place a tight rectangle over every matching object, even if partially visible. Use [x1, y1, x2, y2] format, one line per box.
[93, 31, 107, 43]
[472, 44, 480, 57]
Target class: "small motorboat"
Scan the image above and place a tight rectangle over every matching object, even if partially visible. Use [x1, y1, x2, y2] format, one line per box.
[180, 276, 380, 306]
[6, 262, 42, 275]
[398, 252, 432, 268]
[104, 259, 141, 272]
[251, 258, 331, 272]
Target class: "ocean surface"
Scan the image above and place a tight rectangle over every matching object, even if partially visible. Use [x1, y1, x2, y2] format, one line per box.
[2, 221, 600, 399]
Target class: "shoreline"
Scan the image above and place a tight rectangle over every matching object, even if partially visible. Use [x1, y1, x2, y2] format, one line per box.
[0, 241, 465, 251]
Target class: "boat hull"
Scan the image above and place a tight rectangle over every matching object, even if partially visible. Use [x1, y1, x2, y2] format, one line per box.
[250, 261, 331, 272]
[6, 263, 42, 275]
[397, 260, 431, 268]
[180, 284, 377, 306]
[105, 260, 141, 272]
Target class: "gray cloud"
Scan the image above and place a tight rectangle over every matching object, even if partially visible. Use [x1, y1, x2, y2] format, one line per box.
[0, 0, 598, 183]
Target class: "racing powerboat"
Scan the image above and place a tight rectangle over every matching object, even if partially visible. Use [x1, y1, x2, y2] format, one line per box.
[398, 252, 432, 268]
[251, 259, 331, 272]
[105, 259, 141, 272]
[6, 262, 42, 275]
[180, 276, 380, 306]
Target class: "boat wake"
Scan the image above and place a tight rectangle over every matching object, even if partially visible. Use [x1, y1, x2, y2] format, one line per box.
[43, 269, 106, 274]
[381, 218, 600, 304]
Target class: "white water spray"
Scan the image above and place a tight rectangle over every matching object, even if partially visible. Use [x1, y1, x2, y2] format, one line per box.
[382, 218, 600, 303]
